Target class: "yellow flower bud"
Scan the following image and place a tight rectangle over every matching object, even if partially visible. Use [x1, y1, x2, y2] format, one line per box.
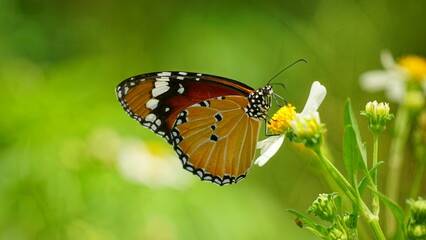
[361, 101, 394, 134]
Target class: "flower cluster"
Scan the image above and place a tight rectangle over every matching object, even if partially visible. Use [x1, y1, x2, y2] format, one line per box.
[306, 193, 351, 240]
[407, 198, 426, 239]
[307, 193, 339, 222]
[255, 81, 327, 166]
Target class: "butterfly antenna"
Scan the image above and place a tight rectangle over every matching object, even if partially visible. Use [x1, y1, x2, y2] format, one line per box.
[267, 59, 307, 85]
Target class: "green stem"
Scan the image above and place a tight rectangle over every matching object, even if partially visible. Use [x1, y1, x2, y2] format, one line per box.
[385, 105, 411, 235]
[409, 151, 426, 199]
[368, 218, 387, 240]
[314, 146, 387, 240]
[372, 133, 379, 177]
[372, 133, 380, 216]
[313, 147, 357, 203]
[314, 147, 372, 218]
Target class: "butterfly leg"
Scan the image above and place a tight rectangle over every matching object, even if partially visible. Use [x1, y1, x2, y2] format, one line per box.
[263, 118, 280, 137]
[272, 93, 287, 107]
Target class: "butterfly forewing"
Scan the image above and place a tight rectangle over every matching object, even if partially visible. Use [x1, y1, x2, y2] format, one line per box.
[171, 96, 261, 185]
[116, 72, 254, 144]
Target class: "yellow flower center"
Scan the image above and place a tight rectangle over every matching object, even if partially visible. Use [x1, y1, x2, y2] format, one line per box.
[267, 104, 296, 134]
[398, 55, 426, 81]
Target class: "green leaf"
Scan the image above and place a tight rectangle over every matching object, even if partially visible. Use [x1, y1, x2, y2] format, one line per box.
[287, 209, 317, 227]
[287, 209, 328, 235]
[358, 162, 384, 195]
[344, 99, 376, 190]
[343, 125, 358, 187]
[344, 99, 368, 165]
[306, 227, 326, 239]
[373, 190, 405, 230]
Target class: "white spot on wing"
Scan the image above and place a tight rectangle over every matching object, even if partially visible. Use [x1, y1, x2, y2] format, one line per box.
[146, 99, 159, 110]
[152, 86, 170, 97]
[154, 81, 168, 87]
[176, 76, 184, 80]
[145, 113, 156, 122]
[158, 72, 171, 77]
[178, 72, 188, 75]
[178, 83, 184, 94]
[156, 77, 169, 81]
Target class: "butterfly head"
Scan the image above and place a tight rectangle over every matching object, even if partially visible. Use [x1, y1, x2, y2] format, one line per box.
[246, 85, 273, 119]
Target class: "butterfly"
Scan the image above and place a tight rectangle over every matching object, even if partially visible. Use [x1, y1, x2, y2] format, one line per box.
[116, 71, 280, 185]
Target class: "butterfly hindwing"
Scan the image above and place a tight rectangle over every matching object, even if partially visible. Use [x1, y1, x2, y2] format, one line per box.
[171, 96, 262, 185]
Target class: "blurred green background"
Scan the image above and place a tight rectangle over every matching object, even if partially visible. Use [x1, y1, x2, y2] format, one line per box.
[1, 0, 425, 239]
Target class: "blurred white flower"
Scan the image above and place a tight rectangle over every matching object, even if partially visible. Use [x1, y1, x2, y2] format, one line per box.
[86, 127, 192, 189]
[117, 140, 192, 189]
[255, 81, 327, 166]
[360, 50, 426, 103]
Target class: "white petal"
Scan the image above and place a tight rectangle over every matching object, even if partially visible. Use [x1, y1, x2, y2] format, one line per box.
[255, 135, 285, 166]
[380, 50, 396, 70]
[300, 81, 326, 117]
[359, 70, 392, 92]
[360, 67, 406, 103]
[385, 77, 405, 103]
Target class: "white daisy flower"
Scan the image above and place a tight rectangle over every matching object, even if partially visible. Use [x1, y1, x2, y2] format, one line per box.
[255, 81, 327, 166]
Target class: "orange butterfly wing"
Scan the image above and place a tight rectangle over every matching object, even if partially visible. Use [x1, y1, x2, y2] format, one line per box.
[171, 96, 261, 185]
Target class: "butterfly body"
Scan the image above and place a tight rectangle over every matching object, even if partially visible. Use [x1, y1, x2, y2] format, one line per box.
[116, 71, 273, 185]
